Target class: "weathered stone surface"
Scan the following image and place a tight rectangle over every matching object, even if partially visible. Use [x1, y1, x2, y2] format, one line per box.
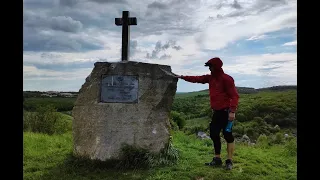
[72, 61, 178, 161]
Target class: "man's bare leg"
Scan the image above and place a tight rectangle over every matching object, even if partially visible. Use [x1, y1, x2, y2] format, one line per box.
[227, 142, 235, 160]
[225, 142, 235, 170]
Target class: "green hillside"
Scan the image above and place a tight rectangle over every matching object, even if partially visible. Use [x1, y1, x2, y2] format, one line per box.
[175, 85, 297, 98]
[170, 87, 296, 146]
[173, 89, 296, 125]
[23, 85, 297, 180]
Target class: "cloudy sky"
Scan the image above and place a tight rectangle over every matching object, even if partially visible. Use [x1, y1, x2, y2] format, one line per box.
[23, 0, 297, 92]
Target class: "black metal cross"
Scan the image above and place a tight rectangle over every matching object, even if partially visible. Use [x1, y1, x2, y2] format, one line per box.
[115, 11, 137, 61]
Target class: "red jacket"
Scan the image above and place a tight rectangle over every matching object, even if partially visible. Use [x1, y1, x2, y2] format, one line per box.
[181, 58, 239, 112]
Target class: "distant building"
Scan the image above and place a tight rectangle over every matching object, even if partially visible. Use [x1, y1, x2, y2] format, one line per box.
[59, 93, 74, 97]
[46, 91, 59, 95]
[38, 91, 76, 98]
[40, 93, 57, 97]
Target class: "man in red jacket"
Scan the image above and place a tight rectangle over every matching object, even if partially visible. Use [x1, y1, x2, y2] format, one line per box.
[177, 57, 239, 170]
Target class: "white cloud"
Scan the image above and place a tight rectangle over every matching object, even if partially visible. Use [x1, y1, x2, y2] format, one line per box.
[23, 65, 92, 80]
[282, 40, 297, 46]
[23, 0, 297, 91]
[174, 52, 297, 90]
[224, 53, 297, 78]
[246, 34, 268, 41]
[174, 52, 296, 81]
[196, 2, 296, 50]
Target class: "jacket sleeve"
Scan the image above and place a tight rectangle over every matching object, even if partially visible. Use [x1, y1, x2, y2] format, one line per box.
[224, 76, 239, 112]
[181, 75, 210, 84]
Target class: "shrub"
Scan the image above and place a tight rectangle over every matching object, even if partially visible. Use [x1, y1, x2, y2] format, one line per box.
[235, 113, 247, 122]
[23, 105, 72, 135]
[23, 105, 59, 135]
[253, 117, 266, 126]
[117, 139, 179, 169]
[272, 132, 285, 144]
[270, 125, 281, 133]
[169, 118, 179, 131]
[245, 127, 259, 140]
[53, 114, 73, 134]
[263, 114, 274, 124]
[170, 111, 186, 129]
[256, 134, 270, 148]
[232, 123, 245, 135]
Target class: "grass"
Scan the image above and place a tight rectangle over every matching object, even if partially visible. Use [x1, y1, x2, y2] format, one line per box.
[23, 130, 296, 180]
[185, 117, 210, 128]
[23, 88, 297, 179]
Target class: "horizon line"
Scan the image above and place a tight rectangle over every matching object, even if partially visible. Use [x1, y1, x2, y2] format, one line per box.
[23, 84, 297, 93]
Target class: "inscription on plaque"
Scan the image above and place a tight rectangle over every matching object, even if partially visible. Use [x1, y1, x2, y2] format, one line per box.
[100, 75, 139, 103]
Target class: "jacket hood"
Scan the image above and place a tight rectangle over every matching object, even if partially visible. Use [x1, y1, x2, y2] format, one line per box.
[205, 57, 224, 76]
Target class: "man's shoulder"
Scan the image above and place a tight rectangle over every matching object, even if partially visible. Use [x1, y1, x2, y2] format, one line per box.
[222, 73, 234, 81]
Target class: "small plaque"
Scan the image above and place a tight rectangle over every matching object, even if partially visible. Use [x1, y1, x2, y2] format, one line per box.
[100, 75, 138, 103]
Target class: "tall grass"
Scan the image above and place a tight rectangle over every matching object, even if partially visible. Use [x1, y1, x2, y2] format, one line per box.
[116, 139, 179, 169]
[23, 105, 72, 135]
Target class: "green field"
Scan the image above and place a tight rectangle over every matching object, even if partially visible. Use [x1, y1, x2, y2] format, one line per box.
[23, 130, 296, 180]
[23, 97, 76, 112]
[23, 86, 297, 180]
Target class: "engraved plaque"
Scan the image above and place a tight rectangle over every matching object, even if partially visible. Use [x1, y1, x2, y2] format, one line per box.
[100, 75, 138, 103]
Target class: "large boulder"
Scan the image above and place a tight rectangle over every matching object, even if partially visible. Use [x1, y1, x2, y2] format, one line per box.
[72, 61, 178, 161]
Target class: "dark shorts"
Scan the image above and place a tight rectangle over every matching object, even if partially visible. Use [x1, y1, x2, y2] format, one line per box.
[209, 108, 233, 136]
[209, 108, 235, 153]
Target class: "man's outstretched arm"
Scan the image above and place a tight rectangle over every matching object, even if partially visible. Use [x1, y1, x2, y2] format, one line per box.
[178, 75, 210, 84]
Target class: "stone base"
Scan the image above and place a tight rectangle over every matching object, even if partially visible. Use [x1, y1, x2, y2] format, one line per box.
[72, 61, 178, 161]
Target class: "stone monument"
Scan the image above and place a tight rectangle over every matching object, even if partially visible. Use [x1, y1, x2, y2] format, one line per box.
[72, 11, 178, 161]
